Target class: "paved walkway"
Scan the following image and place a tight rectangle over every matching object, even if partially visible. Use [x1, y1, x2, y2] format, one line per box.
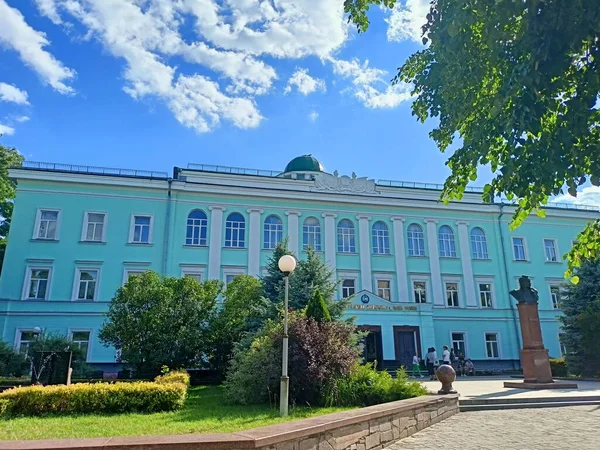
[386, 405, 600, 449]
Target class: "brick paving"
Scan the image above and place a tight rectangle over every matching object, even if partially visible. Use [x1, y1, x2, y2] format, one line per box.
[385, 405, 600, 449]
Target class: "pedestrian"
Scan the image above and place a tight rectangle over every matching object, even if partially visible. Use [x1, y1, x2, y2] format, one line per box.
[442, 345, 451, 365]
[425, 347, 436, 380]
[412, 354, 424, 378]
[449, 347, 456, 369]
[458, 352, 465, 376]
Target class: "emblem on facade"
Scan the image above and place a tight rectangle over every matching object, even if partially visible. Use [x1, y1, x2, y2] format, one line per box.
[313, 171, 378, 194]
[361, 294, 370, 304]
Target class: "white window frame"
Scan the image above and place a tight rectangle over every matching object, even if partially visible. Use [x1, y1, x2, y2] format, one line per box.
[444, 278, 461, 308]
[122, 268, 148, 285]
[32, 208, 61, 240]
[337, 219, 356, 253]
[185, 210, 208, 247]
[371, 221, 390, 255]
[476, 277, 496, 309]
[263, 215, 284, 250]
[512, 236, 528, 261]
[129, 214, 154, 244]
[14, 328, 41, 355]
[22, 266, 53, 300]
[81, 211, 107, 242]
[223, 267, 246, 287]
[339, 271, 358, 299]
[303, 217, 322, 251]
[225, 213, 246, 248]
[407, 224, 426, 257]
[543, 238, 560, 263]
[341, 278, 357, 298]
[68, 328, 93, 362]
[548, 282, 563, 310]
[72, 267, 101, 301]
[438, 225, 457, 258]
[484, 332, 501, 359]
[181, 265, 206, 283]
[410, 275, 430, 304]
[374, 272, 393, 301]
[470, 227, 489, 259]
[449, 330, 468, 357]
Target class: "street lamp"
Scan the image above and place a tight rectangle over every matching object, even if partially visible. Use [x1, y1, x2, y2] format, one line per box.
[278, 254, 297, 417]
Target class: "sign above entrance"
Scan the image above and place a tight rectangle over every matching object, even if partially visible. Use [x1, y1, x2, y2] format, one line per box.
[347, 290, 420, 312]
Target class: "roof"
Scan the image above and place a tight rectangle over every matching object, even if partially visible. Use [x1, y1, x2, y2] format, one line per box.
[283, 155, 324, 173]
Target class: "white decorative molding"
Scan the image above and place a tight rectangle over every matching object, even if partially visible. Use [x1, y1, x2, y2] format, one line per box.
[322, 212, 338, 218]
[247, 208, 263, 277]
[455, 220, 469, 226]
[285, 210, 302, 216]
[246, 208, 264, 214]
[208, 206, 225, 280]
[425, 220, 444, 306]
[313, 172, 378, 195]
[390, 216, 405, 222]
[424, 218, 438, 224]
[356, 214, 372, 221]
[456, 221, 477, 307]
[391, 219, 409, 302]
[209, 205, 226, 212]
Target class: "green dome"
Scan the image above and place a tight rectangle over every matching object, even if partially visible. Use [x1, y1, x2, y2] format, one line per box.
[284, 155, 324, 173]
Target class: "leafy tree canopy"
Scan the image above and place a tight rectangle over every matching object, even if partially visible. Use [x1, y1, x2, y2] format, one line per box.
[345, 0, 600, 278]
[0, 144, 24, 273]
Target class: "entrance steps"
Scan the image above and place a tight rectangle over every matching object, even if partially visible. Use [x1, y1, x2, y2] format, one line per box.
[459, 395, 600, 412]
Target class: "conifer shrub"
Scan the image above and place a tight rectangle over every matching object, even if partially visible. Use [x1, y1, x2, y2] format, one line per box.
[305, 290, 332, 323]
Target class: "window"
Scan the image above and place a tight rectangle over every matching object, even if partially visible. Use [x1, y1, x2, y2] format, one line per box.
[407, 224, 425, 256]
[451, 332, 466, 356]
[559, 333, 567, 357]
[186, 210, 208, 246]
[82, 212, 106, 242]
[303, 217, 321, 251]
[18, 331, 37, 355]
[479, 283, 493, 308]
[25, 268, 50, 300]
[445, 282, 459, 307]
[35, 209, 59, 240]
[544, 238, 558, 262]
[512, 237, 527, 261]
[377, 279, 391, 300]
[264, 215, 283, 249]
[130, 215, 152, 244]
[372, 221, 390, 254]
[225, 213, 245, 248]
[485, 333, 499, 358]
[337, 219, 356, 253]
[413, 281, 427, 303]
[470, 227, 489, 259]
[74, 269, 98, 301]
[182, 267, 205, 283]
[124, 269, 146, 284]
[342, 279, 356, 298]
[438, 225, 457, 258]
[70, 331, 91, 360]
[550, 285, 561, 309]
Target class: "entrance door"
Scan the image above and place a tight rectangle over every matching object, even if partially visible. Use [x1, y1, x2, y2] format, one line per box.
[358, 325, 383, 366]
[393, 326, 421, 370]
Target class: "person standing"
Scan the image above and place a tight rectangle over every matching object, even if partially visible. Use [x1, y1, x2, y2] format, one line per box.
[425, 347, 436, 380]
[412, 354, 423, 378]
[442, 345, 451, 365]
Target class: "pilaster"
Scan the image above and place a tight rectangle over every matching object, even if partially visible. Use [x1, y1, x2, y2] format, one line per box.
[357, 215, 372, 292]
[285, 211, 302, 255]
[425, 219, 444, 306]
[390, 216, 409, 302]
[322, 213, 338, 276]
[208, 205, 226, 280]
[456, 220, 477, 307]
[247, 208, 263, 277]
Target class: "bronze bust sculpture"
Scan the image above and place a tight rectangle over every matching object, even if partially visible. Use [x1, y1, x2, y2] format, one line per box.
[509, 275, 539, 304]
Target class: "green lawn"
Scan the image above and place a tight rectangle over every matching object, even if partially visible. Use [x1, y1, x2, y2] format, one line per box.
[0, 386, 353, 441]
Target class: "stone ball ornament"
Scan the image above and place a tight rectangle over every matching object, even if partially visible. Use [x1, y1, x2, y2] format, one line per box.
[436, 364, 457, 395]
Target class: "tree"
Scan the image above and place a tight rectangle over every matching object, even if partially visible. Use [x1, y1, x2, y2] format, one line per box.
[559, 259, 600, 376]
[0, 144, 24, 274]
[208, 275, 270, 376]
[0, 340, 28, 377]
[345, 0, 600, 277]
[305, 289, 332, 323]
[261, 237, 292, 303]
[99, 271, 221, 375]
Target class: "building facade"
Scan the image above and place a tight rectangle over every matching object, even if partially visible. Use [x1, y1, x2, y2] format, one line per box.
[0, 156, 595, 372]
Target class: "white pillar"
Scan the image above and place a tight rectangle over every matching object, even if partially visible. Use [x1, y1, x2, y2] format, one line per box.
[285, 210, 301, 256]
[247, 208, 263, 277]
[425, 219, 444, 306]
[208, 205, 226, 280]
[391, 216, 409, 302]
[356, 215, 372, 292]
[457, 220, 477, 307]
[322, 213, 337, 275]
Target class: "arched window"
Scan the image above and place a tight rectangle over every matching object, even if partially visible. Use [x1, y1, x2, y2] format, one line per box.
[372, 221, 390, 254]
[186, 210, 208, 246]
[337, 219, 356, 253]
[303, 217, 321, 251]
[438, 225, 457, 258]
[470, 227, 489, 259]
[407, 224, 425, 256]
[225, 213, 245, 248]
[264, 215, 283, 249]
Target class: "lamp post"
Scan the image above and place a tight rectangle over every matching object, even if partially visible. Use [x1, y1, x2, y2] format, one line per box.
[278, 254, 297, 417]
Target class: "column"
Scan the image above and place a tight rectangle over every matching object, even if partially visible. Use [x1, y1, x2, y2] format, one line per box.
[356, 215, 372, 292]
[208, 205, 226, 280]
[285, 210, 301, 255]
[322, 213, 337, 276]
[425, 219, 444, 306]
[390, 216, 409, 302]
[247, 208, 263, 277]
[456, 220, 477, 307]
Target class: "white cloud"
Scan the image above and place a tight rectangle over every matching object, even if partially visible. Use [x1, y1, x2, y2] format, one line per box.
[386, 0, 430, 44]
[553, 186, 600, 208]
[35, 0, 63, 25]
[0, 82, 29, 104]
[0, 0, 75, 93]
[284, 69, 326, 95]
[0, 123, 15, 136]
[308, 111, 319, 122]
[15, 115, 30, 122]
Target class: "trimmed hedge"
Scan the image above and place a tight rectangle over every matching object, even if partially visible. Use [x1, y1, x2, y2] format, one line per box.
[550, 358, 568, 377]
[154, 370, 191, 387]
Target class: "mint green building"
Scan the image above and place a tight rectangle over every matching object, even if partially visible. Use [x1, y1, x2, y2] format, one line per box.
[0, 156, 595, 373]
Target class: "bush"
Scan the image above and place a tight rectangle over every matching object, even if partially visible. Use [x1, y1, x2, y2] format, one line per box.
[0, 341, 28, 377]
[154, 370, 190, 387]
[324, 364, 428, 407]
[549, 358, 568, 377]
[305, 290, 331, 323]
[0, 381, 187, 416]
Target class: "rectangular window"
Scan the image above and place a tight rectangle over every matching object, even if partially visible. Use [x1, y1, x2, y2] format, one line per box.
[485, 333, 499, 358]
[36, 210, 59, 240]
[124, 270, 145, 284]
[445, 282, 459, 307]
[413, 281, 427, 303]
[550, 285, 561, 310]
[479, 283, 493, 308]
[71, 331, 91, 360]
[512, 237, 527, 261]
[130, 215, 152, 244]
[18, 331, 37, 355]
[75, 269, 98, 301]
[544, 238, 558, 262]
[83, 212, 106, 242]
[377, 279, 391, 301]
[26, 268, 50, 299]
[451, 332, 466, 356]
[225, 274, 237, 286]
[342, 279, 356, 298]
[183, 273, 202, 283]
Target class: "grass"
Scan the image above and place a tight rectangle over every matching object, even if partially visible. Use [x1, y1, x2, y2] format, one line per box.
[0, 386, 353, 441]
